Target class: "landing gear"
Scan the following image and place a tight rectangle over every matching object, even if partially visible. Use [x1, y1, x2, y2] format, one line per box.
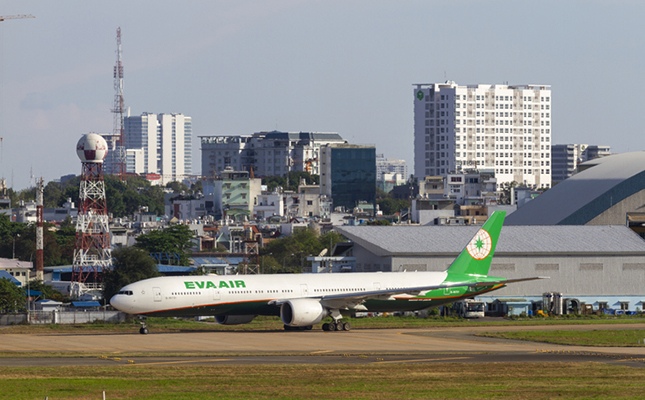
[321, 309, 350, 332]
[138, 316, 149, 335]
[321, 321, 350, 331]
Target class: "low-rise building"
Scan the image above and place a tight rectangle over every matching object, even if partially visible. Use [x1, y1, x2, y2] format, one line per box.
[0, 258, 33, 286]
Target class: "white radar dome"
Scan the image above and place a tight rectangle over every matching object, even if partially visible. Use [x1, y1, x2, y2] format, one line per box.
[76, 133, 108, 163]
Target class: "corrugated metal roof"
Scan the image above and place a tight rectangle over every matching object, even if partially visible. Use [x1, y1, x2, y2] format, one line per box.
[506, 152, 645, 225]
[72, 301, 101, 308]
[156, 265, 196, 273]
[335, 225, 645, 256]
[0, 270, 21, 285]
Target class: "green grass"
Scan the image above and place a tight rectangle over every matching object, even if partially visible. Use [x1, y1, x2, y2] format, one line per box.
[2, 314, 645, 335]
[478, 329, 645, 347]
[1, 363, 645, 399]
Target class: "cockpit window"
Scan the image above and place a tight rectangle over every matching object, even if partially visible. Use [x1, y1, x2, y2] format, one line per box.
[117, 290, 134, 296]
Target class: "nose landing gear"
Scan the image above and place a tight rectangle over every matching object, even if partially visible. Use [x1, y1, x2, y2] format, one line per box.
[138, 316, 149, 334]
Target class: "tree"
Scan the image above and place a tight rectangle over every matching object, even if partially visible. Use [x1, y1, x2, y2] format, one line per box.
[259, 229, 347, 273]
[377, 198, 408, 215]
[0, 278, 25, 313]
[28, 280, 68, 302]
[262, 172, 319, 192]
[135, 225, 195, 266]
[166, 181, 189, 194]
[102, 247, 161, 303]
[499, 181, 519, 205]
[365, 219, 391, 226]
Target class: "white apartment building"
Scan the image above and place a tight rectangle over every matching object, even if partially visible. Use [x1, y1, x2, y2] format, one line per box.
[200, 131, 345, 178]
[376, 155, 408, 181]
[414, 81, 552, 189]
[124, 113, 192, 185]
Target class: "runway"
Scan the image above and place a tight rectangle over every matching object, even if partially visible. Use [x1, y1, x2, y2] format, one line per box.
[2, 324, 645, 367]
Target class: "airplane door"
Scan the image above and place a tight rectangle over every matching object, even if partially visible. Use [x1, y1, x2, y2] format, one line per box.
[213, 288, 220, 301]
[153, 287, 162, 302]
[373, 282, 381, 291]
[300, 284, 309, 297]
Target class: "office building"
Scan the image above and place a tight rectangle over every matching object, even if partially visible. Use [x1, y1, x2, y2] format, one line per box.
[413, 81, 552, 189]
[124, 113, 192, 184]
[320, 144, 376, 212]
[551, 144, 610, 184]
[200, 131, 345, 178]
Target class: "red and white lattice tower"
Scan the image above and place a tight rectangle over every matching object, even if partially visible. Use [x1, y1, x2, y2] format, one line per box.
[72, 133, 112, 285]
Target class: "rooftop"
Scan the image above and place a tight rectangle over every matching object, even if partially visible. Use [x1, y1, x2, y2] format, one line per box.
[335, 225, 645, 257]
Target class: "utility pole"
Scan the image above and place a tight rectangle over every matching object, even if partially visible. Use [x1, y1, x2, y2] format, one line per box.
[36, 177, 44, 280]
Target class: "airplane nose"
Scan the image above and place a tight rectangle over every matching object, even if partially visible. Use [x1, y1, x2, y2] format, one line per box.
[110, 293, 129, 312]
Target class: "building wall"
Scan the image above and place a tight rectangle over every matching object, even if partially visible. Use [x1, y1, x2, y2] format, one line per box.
[200, 132, 345, 178]
[320, 144, 376, 211]
[376, 156, 408, 181]
[551, 144, 611, 185]
[124, 113, 192, 184]
[413, 82, 552, 189]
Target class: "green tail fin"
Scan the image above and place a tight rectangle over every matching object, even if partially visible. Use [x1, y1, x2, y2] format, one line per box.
[446, 211, 506, 277]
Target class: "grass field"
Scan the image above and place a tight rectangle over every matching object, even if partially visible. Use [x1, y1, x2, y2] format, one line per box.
[1, 363, 645, 399]
[2, 314, 645, 335]
[479, 329, 645, 347]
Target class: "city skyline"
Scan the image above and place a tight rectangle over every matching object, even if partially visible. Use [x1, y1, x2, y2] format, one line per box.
[0, 1, 642, 190]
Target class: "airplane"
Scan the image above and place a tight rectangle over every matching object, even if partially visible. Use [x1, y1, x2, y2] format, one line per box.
[110, 211, 546, 334]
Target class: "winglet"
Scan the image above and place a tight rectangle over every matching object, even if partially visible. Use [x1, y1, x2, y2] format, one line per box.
[446, 211, 506, 277]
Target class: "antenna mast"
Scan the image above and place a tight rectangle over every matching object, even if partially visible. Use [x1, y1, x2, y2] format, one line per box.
[112, 27, 126, 181]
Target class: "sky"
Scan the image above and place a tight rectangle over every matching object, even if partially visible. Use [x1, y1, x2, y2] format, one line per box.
[0, 1, 643, 190]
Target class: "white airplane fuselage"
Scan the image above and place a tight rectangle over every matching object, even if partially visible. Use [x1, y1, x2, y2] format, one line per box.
[109, 270, 474, 318]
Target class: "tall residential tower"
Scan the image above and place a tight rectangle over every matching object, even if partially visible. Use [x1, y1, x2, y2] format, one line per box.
[124, 113, 192, 184]
[413, 81, 552, 189]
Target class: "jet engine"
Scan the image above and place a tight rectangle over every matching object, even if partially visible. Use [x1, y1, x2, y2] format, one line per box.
[214, 315, 256, 325]
[280, 298, 327, 327]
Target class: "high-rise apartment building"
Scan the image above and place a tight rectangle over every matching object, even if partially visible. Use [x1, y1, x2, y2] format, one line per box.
[551, 144, 610, 184]
[124, 113, 192, 184]
[200, 131, 345, 178]
[413, 81, 552, 189]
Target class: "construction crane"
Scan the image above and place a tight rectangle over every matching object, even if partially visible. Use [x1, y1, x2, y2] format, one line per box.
[0, 14, 35, 22]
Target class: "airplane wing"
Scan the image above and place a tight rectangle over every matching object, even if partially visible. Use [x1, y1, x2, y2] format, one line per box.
[319, 276, 549, 302]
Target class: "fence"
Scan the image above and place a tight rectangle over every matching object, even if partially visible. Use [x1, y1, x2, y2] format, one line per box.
[0, 310, 127, 325]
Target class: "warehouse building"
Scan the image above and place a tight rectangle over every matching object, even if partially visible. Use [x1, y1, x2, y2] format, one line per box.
[335, 224, 645, 312]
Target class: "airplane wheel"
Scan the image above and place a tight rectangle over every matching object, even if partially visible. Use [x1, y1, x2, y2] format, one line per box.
[328, 322, 336, 331]
[342, 322, 351, 331]
[334, 322, 343, 331]
[139, 327, 149, 335]
[322, 323, 330, 331]
[305, 325, 313, 331]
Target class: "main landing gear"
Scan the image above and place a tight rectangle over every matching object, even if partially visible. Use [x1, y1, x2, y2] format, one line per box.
[138, 316, 149, 335]
[322, 310, 351, 331]
[322, 321, 351, 331]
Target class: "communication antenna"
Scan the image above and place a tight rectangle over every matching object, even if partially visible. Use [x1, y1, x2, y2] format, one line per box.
[112, 27, 126, 181]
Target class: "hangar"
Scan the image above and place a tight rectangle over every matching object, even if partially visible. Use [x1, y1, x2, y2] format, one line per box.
[335, 224, 645, 312]
[505, 151, 645, 226]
